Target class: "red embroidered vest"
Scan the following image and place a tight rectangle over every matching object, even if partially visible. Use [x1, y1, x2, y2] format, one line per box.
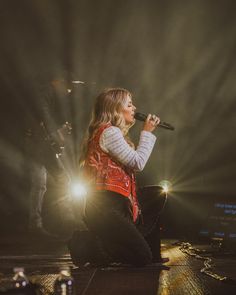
[83, 124, 139, 221]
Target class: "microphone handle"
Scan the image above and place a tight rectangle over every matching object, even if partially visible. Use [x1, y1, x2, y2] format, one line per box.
[159, 122, 175, 131]
[134, 112, 175, 131]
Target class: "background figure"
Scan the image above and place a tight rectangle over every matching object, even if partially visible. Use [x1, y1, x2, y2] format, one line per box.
[68, 87, 168, 266]
[25, 72, 76, 237]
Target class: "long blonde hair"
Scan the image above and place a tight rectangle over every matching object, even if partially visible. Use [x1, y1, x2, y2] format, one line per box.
[80, 87, 134, 165]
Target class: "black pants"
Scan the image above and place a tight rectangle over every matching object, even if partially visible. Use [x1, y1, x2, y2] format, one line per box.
[68, 186, 167, 267]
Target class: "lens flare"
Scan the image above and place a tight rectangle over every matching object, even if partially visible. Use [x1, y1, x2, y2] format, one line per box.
[159, 180, 172, 194]
[70, 182, 87, 199]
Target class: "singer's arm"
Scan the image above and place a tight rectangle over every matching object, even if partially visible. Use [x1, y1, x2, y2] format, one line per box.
[100, 126, 156, 171]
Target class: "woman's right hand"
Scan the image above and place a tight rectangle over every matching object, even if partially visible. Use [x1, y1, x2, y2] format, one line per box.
[142, 114, 160, 133]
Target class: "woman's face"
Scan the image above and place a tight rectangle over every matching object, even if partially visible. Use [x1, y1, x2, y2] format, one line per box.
[121, 94, 136, 125]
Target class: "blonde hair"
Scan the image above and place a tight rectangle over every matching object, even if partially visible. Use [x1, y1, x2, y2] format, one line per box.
[80, 87, 134, 165]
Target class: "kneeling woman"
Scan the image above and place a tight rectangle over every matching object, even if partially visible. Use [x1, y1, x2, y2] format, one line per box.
[70, 87, 166, 266]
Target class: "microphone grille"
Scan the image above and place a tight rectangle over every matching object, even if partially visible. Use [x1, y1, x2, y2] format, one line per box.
[134, 112, 147, 122]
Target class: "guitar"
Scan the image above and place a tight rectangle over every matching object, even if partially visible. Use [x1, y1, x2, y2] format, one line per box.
[40, 121, 72, 156]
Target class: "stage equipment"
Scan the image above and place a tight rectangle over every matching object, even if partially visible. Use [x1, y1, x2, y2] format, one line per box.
[199, 200, 236, 252]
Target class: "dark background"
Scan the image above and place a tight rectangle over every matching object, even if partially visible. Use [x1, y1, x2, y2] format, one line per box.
[0, 0, 236, 239]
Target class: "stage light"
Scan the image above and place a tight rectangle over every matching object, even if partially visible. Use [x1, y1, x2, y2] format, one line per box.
[70, 181, 87, 199]
[71, 80, 85, 84]
[159, 180, 172, 194]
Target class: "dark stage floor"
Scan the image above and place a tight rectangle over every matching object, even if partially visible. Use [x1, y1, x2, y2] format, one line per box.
[0, 233, 236, 294]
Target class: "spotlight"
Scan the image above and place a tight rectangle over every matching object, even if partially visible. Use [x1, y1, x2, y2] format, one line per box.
[71, 80, 85, 84]
[159, 180, 172, 194]
[70, 182, 87, 199]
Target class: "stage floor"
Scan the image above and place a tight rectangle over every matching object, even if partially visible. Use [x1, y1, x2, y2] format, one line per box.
[0, 234, 236, 294]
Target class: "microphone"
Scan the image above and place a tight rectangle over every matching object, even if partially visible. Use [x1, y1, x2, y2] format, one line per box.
[134, 112, 175, 131]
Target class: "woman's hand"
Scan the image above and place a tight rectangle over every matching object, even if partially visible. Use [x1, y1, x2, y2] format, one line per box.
[142, 114, 160, 132]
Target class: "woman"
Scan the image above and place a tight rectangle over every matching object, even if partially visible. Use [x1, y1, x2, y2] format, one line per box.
[69, 87, 166, 266]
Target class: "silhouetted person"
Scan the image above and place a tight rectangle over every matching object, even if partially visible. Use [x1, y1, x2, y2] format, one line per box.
[25, 72, 75, 237]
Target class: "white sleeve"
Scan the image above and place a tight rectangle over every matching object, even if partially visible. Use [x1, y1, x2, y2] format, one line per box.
[99, 126, 157, 171]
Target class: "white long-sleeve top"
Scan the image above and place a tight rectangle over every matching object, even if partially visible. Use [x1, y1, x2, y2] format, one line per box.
[99, 126, 156, 172]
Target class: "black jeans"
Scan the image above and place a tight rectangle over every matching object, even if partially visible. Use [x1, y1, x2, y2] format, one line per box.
[68, 186, 167, 266]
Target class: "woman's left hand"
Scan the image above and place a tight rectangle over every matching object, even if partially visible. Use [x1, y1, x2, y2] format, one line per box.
[142, 114, 160, 133]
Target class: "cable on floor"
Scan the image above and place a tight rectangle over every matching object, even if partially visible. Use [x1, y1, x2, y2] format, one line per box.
[179, 242, 236, 285]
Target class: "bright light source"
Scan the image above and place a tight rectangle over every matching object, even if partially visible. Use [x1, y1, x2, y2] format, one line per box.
[159, 180, 172, 194]
[162, 186, 168, 193]
[71, 80, 85, 84]
[70, 182, 87, 199]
